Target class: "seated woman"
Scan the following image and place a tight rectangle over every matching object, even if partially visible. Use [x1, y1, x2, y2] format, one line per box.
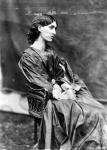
[18, 14, 107, 150]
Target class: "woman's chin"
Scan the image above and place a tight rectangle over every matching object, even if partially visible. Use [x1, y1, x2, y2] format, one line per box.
[45, 38, 53, 42]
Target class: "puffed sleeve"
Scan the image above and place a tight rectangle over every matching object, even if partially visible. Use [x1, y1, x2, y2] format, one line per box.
[18, 52, 53, 92]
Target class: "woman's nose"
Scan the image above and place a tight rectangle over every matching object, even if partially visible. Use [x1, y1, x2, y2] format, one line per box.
[52, 29, 56, 35]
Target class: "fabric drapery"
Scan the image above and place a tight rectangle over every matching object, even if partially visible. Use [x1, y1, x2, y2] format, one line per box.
[19, 47, 107, 150]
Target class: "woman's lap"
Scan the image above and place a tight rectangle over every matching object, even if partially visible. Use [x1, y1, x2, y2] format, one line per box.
[38, 96, 107, 149]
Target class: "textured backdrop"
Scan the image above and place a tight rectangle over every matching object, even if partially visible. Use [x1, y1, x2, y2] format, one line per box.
[1, 0, 107, 100]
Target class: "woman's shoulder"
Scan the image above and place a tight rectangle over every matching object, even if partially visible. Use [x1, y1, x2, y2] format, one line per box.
[22, 47, 41, 59]
[20, 47, 41, 63]
[23, 47, 35, 56]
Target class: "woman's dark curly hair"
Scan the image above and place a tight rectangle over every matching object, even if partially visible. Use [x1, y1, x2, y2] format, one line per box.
[27, 14, 56, 44]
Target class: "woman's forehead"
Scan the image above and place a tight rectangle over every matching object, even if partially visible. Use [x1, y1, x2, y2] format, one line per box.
[48, 21, 57, 27]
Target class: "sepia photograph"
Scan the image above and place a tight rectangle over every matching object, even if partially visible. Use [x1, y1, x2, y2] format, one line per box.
[1, 0, 107, 149]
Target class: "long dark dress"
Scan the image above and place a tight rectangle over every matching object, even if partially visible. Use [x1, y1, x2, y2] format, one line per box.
[19, 46, 107, 150]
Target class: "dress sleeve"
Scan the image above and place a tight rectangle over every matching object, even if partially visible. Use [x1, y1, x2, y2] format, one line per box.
[52, 51, 92, 99]
[73, 74, 88, 89]
[18, 53, 53, 92]
[56, 54, 89, 92]
[50, 51, 74, 84]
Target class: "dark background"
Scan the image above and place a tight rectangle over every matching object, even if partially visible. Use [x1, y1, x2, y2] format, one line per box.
[1, 0, 107, 99]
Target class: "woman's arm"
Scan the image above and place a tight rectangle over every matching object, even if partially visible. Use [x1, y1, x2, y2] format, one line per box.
[55, 54, 88, 93]
[18, 52, 53, 93]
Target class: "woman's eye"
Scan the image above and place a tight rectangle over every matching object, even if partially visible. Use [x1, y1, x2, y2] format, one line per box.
[49, 26, 54, 29]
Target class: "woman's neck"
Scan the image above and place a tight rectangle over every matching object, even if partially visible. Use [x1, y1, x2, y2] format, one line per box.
[31, 36, 46, 51]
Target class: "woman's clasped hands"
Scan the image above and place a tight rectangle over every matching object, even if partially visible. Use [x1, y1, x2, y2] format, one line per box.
[52, 79, 76, 101]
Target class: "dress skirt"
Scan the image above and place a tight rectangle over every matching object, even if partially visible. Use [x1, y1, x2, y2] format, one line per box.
[38, 94, 107, 150]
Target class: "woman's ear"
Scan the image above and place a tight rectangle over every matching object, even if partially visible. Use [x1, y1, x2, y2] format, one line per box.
[38, 25, 42, 32]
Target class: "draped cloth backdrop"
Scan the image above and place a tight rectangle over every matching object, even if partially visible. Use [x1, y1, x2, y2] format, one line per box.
[1, 0, 107, 100]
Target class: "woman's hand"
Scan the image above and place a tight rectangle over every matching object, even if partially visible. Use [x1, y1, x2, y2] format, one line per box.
[52, 84, 62, 100]
[74, 84, 81, 91]
[61, 82, 71, 91]
[61, 89, 76, 100]
[61, 82, 76, 100]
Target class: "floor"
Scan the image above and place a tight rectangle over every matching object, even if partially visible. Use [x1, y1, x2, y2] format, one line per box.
[0, 111, 36, 150]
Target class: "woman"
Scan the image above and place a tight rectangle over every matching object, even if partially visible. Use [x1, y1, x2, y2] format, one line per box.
[18, 14, 107, 150]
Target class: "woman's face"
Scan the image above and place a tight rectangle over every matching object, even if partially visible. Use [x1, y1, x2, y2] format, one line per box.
[38, 21, 57, 42]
